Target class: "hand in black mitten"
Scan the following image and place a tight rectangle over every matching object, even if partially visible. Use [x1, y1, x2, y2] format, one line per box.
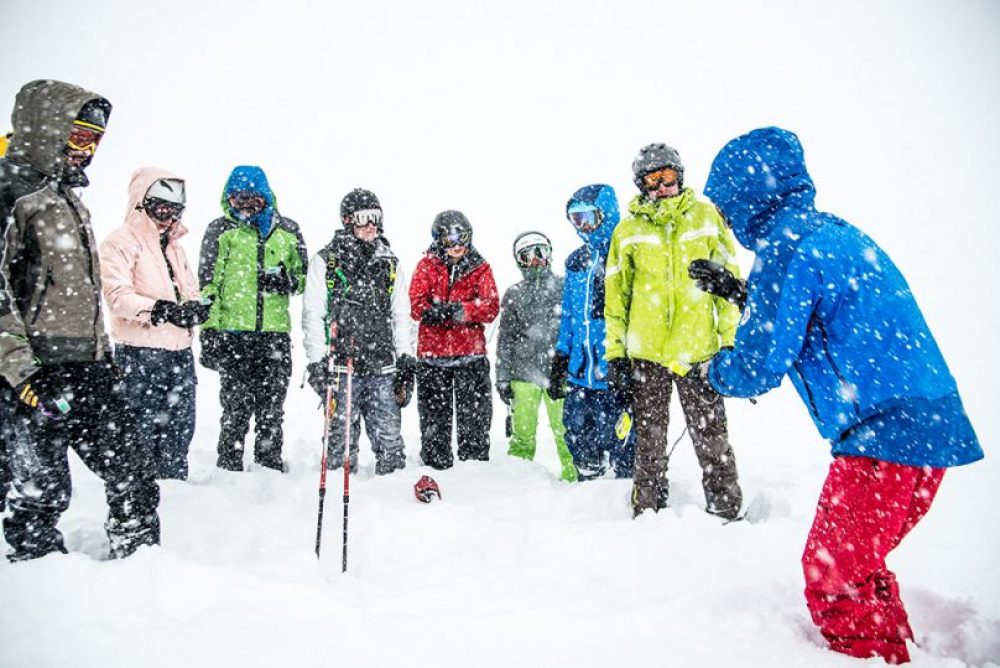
[150, 300, 179, 326]
[606, 357, 633, 400]
[421, 302, 462, 325]
[547, 353, 569, 401]
[496, 382, 513, 405]
[688, 259, 747, 310]
[258, 263, 297, 295]
[15, 368, 70, 417]
[306, 360, 330, 396]
[164, 300, 214, 328]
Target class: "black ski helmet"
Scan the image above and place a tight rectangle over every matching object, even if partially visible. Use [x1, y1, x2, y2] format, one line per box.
[632, 143, 684, 190]
[431, 210, 472, 247]
[340, 188, 381, 223]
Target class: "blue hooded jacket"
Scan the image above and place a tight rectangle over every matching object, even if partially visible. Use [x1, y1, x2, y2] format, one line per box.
[704, 127, 981, 468]
[222, 165, 277, 237]
[554, 184, 621, 389]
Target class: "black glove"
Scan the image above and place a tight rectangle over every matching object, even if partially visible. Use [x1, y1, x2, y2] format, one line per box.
[688, 259, 747, 310]
[496, 381, 513, 405]
[606, 357, 632, 399]
[258, 263, 297, 295]
[150, 299, 179, 326]
[199, 330, 226, 371]
[155, 299, 214, 328]
[15, 368, 70, 417]
[393, 354, 417, 408]
[421, 301, 463, 325]
[547, 353, 569, 401]
[306, 360, 330, 396]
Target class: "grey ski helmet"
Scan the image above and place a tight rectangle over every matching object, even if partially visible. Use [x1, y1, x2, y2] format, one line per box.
[632, 143, 684, 190]
[431, 210, 472, 247]
[340, 188, 382, 223]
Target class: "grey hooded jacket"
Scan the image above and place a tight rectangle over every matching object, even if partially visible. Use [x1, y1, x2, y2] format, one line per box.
[0, 80, 113, 387]
[496, 268, 563, 388]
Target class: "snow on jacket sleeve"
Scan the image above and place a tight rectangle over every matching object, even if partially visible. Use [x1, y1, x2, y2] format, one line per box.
[198, 218, 226, 302]
[603, 227, 632, 361]
[287, 222, 309, 296]
[301, 253, 329, 364]
[391, 264, 415, 358]
[459, 263, 500, 324]
[708, 243, 822, 398]
[409, 256, 434, 322]
[554, 263, 574, 356]
[0, 203, 36, 386]
[98, 231, 157, 324]
[495, 287, 516, 383]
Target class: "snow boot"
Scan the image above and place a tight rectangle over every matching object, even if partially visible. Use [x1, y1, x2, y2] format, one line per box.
[631, 479, 669, 518]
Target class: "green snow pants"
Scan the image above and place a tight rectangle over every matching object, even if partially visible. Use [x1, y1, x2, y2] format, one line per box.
[507, 381, 577, 482]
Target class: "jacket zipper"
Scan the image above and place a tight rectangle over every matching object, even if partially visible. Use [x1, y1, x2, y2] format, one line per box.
[256, 228, 266, 333]
[64, 189, 103, 355]
[815, 318, 861, 420]
[583, 249, 596, 386]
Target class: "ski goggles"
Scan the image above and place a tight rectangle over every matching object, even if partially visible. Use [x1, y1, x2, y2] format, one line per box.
[67, 123, 104, 154]
[515, 243, 552, 268]
[348, 208, 382, 228]
[143, 197, 185, 223]
[438, 226, 471, 248]
[641, 167, 680, 191]
[568, 208, 603, 232]
[229, 192, 267, 215]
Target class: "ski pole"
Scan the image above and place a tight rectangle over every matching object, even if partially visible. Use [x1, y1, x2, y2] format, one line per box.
[342, 340, 354, 573]
[316, 322, 338, 559]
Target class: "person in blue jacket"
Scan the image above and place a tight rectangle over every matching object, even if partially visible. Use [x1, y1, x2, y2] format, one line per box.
[548, 184, 634, 480]
[695, 126, 983, 664]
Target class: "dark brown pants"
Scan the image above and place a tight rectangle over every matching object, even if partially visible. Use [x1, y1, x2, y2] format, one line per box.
[631, 359, 742, 518]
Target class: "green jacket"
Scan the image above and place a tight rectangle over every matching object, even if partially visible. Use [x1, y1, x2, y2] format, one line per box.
[604, 188, 740, 376]
[198, 214, 308, 333]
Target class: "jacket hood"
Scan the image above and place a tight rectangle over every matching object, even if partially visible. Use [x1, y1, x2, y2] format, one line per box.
[627, 187, 696, 222]
[7, 79, 111, 181]
[125, 166, 188, 240]
[566, 184, 620, 255]
[703, 126, 816, 249]
[221, 165, 277, 233]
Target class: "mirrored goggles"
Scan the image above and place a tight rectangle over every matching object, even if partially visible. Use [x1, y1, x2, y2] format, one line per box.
[515, 243, 552, 268]
[439, 227, 471, 248]
[229, 192, 267, 215]
[642, 167, 679, 191]
[143, 197, 185, 223]
[67, 123, 104, 154]
[568, 208, 603, 232]
[349, 208, 382, 228]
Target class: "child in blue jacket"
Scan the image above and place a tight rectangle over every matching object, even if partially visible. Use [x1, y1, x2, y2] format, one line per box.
[548, 184, 634, 480]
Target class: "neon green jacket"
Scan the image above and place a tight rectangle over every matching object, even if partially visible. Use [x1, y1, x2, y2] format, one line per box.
[604, 188, 740, 376]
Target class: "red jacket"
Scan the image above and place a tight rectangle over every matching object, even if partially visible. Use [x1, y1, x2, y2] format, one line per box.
[410, 249, 499, 358]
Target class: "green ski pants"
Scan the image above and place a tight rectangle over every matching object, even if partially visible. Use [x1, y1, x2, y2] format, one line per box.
[507, 381, 577, 482]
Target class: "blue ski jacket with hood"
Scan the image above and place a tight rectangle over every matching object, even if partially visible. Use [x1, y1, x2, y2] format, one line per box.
[554, 184, 621, 390]
[703, 127, 981, 468]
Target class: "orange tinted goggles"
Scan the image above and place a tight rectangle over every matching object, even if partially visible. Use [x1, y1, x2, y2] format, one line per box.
[67, 124, 104, 153]
[642, 167, 679, 191]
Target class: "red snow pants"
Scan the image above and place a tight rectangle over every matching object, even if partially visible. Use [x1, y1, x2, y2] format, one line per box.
[802, 455, 945, 664]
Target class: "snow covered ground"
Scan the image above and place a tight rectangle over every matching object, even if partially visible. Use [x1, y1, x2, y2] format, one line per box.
[2, 0, 999, 666]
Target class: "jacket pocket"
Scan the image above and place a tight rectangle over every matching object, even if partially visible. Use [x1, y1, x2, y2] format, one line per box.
[30, 268, 55, 326]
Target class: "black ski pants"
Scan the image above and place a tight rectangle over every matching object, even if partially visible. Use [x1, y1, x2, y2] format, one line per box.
[3, 361, 161, 561]
[115, 345, 196, 480]
[417, 357, 492, 469]
[0, 381, 16, 511]
[631, 359, 742, 518]
[216, 333, 292, 469]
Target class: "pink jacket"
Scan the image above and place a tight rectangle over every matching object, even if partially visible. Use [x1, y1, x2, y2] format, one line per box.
[99, 167, 200, 351]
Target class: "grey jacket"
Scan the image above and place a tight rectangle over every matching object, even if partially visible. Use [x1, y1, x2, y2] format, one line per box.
[496, 269, 563, 388]
[0, 80, 113, 386]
